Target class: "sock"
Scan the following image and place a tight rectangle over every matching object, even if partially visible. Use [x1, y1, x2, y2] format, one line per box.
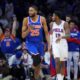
[56, 74, 64, 80]
[61, 75, 64, 80]
[57, 74, 61, 80]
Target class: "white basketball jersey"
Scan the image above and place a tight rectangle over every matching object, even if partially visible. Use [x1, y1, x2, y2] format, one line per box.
[52, 20, 66, 43]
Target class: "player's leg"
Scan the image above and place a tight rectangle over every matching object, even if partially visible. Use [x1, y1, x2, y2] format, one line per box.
[55, 58, 61, 80]
[67, 52, 72, 80]
[73, 52, 79, 80]
[52, 44, 61, 80]
[50, 48, 56, 80]
[26, 42, 41, 79]
[37, 43, 45, 79]
[38, 42, 44, 60]
[59, 40, 68, 80]
[60, 61, 67, 80]
[32, 54, 41, 80]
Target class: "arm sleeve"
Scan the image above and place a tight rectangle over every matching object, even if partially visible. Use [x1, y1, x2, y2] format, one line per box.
[67, 38, 80, 44]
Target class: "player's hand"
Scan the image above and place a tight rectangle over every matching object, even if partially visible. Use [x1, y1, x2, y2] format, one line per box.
[48, 44, 51, 52]
[56, 36, 62, 43]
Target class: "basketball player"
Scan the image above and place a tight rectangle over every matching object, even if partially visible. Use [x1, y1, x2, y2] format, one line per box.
[67, 20, 80, 80]
[22, 5, 50, 80]
[51, 11, 70, 80]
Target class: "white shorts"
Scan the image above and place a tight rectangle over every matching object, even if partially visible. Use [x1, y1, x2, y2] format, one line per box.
[68, 52, 79, 61]
[52, 39, 68, 61]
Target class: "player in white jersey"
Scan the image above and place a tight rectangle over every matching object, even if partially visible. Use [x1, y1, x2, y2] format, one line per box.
[51, 11, 70, 80]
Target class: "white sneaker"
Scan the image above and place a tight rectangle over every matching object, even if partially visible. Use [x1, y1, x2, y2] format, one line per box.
[57, 74, 63, 80]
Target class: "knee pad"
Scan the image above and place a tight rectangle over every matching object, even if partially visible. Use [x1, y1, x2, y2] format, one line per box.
[32, 54, 41, 67]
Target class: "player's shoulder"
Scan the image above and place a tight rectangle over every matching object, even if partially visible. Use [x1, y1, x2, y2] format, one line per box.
[23, 17, 28, 20]
[40, 16, 46, 22]
[61, 20, 65, 24]
[23, 17, 29, 22]
[64, 21, 69, 26]
[50, 22, 54, 26]
[40, 16, 46, 20]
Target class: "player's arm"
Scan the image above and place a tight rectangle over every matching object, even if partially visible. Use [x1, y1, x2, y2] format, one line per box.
[41, 17, 51, 51]
[22, 18, 30, 38]
[49, 22, 53, 32]
[62, 22, 70, 39]
[12, 17, 19, 37]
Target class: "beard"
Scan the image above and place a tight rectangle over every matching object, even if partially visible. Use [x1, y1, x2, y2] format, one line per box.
[29, 13, 36, 18]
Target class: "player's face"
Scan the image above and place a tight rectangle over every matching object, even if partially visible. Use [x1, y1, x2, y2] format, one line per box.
[66, 16, 71, 22]
[29, 7, 37, 17]
[69, 22, 75, 30]
[53, 13, 58, 21]
[4, 30, 10, 37]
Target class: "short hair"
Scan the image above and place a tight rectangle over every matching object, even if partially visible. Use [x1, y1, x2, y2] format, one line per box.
[69, 20, 77, 25]
[54, 11, 62, 18]
[29, 5, 38, 11]
[3, 26, 11, 33]
[66, 14, 71, 17]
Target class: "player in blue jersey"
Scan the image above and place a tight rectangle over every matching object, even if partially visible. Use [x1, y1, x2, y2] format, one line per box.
[67, 20, 80, 80]
[22, 5, 50, 79]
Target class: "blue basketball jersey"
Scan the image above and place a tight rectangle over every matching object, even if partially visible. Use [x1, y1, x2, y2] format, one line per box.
[68, 30, 80, 52]
[26, 15, 43, 42]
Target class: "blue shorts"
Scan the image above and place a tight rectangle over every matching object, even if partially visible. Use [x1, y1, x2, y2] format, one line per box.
[26, 41, 44, 57]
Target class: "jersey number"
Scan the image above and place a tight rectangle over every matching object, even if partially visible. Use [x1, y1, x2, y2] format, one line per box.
[56, 33, 61, 38]
[6, 41, 10, 46]
[30, 29, 40, 36]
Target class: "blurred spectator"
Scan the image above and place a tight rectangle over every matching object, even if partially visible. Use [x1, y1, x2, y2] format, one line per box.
[66, 15, 71, 23]
[9, 51, 26, 80]
[8, 51, 22, 67]
[67, 20, 80, 80]
[0, 27, 21, 60]
[22, 42, 33, 67]
[21, 42, 33, 79]
[0, 16, 9, 29]
[0, 50, 9, 78]
[5, 3, 14, 21]
[12, 14, 19, 37]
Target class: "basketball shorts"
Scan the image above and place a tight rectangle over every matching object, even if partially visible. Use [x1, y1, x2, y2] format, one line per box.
[52, 39, 68, 61]
[26, 41, 44, 57]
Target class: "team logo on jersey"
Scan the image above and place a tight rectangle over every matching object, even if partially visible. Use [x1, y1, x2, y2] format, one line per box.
[28, 24, 41, 36]
[53, 28, 63, 32]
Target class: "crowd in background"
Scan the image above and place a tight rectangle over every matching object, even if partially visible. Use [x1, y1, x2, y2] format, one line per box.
[0, 0, 80, 80]
[0, 0, 80, 29]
